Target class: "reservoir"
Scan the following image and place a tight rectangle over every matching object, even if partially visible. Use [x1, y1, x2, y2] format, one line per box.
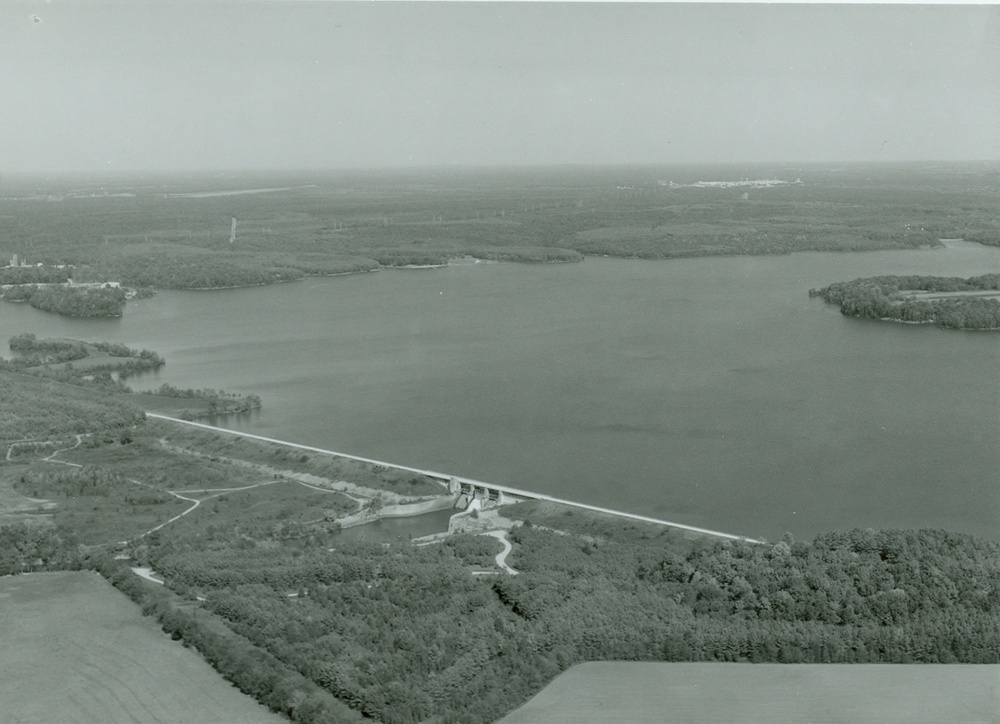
[2, 243, 997, 542]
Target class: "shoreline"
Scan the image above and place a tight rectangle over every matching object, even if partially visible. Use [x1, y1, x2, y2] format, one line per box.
[848, 315, 1000, 331]
[72, 240, 992, 296]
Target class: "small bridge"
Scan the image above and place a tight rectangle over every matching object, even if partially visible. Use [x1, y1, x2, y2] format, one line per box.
[145, 413, 764, 543]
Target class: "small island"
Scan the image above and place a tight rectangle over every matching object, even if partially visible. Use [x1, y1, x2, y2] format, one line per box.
[810, 274, 1000, 330]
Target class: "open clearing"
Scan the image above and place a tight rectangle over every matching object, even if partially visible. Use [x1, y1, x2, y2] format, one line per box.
[902, 289, 1000, 301]
[0, 572, 284, 724]
[0, 464, 53, 525]
[498, 661, 1000, 724]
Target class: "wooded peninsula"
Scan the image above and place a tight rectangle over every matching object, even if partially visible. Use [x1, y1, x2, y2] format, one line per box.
[1, 334, 261, 420]
[810, 274, 1000, 329]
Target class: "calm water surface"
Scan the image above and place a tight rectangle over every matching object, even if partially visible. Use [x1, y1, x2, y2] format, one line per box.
[3, 245, 997, 541]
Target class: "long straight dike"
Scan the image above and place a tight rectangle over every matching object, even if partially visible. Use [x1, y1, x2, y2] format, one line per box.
[145, 413, 765, 544]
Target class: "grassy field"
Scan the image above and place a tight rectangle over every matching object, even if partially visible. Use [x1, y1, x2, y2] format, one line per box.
[505, 499, 704, 547]
[498, 661, 1000, 723]
[8, 432, 358, 546]
[0, 571, 285, 723]
[9, 461, 192, 546]
[150, 419, 446, 497]
[156, 480, 357, 541]
[0, 414, 438, 549]
[0, 463, 53, 526]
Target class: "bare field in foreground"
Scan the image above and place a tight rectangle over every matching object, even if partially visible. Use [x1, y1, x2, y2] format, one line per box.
[498, 661, 1000, 724]
[0, 572, 284, 724]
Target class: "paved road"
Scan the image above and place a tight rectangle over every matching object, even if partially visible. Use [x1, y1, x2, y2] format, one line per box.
[482, 530, 518, 574]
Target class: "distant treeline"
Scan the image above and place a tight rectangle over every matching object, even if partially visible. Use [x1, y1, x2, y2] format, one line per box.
[0, 265, 71, 285]
[810, 274, 1000, 329]
[7, 165, 999, 293]
[365, 246, 583, 266]
[82, 254, 306, 290]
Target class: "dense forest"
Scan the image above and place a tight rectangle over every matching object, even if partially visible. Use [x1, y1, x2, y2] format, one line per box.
[148, 383, 263, 417]
[2, 335, 165, 381]
[136, 523, 999, 724]
[2, 163, 998, 291]
[0, 265, 71, 285]
[78, 253, 307, 290]
[810, 274, 1000, 329]
[0, 283, 127, 317]
[0, 370, 146, 439]
[2, 509, 996, 724]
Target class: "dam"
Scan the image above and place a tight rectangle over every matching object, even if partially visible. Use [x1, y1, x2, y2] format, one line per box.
[145, 413, 765, 544]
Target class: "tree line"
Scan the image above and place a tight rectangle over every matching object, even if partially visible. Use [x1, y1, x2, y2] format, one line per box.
[810, 274, 1000, 329]
[152, 383, 262, 413]
[0, 369, 145, 439]
[0, 265, 71, 285]
[8, 333, 90, 363]
[90, 254, 305, 290]
[1, 284, 127, 317]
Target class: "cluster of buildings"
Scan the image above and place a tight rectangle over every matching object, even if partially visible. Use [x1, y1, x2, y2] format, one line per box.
[4, 254, 71, 270]
[658, 178, 803, 189]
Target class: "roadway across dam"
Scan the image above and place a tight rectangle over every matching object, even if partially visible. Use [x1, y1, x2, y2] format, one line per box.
[146, 413, 765, 544]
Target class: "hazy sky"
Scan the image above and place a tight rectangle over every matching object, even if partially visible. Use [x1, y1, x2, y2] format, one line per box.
[2, 2, 999, 173]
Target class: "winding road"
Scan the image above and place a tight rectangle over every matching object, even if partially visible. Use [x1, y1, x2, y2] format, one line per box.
[481, 530, 517, 574]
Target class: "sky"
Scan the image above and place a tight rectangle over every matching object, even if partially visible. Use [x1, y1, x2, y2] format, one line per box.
[2, 1, 999, 173]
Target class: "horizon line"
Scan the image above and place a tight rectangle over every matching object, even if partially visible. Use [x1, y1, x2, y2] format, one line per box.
[3, 158, 998, 180]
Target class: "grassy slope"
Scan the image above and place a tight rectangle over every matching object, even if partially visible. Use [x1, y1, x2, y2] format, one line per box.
[0, 571, 284, 724]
